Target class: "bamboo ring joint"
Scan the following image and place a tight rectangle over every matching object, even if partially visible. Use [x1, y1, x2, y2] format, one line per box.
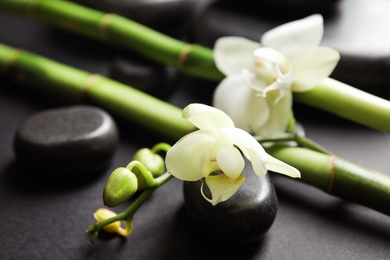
[81, 74, 101, 96]
[179, 44, 196, 67]
[2, 49, 21, 71]
[27, 0, 39, 17]
[98, 13, 115, 38]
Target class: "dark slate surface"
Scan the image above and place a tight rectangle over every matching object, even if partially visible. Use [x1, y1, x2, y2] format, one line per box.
[1, 1, 390, 259]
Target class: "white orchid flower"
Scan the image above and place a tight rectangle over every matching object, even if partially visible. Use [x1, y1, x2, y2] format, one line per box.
[213, 14, 340, 137]
[165, 103, 300, 206]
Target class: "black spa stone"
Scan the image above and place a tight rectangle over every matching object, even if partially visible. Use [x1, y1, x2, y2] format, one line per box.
[13, 106, 119, 177]
[183, 165, 277, 248]
[109, 55, 179, 100]
[71, 0, 197, 31]
[190, 0, 390, 97]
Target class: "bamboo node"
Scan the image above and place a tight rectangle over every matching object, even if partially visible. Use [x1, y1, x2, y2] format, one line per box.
[81, 74, 101, 96]
[179, 44, 196, 67]
[328, 155, 338, 193]
[2, 49, 21, 72]
[27, 0, 40, 17]
[98, 13, 116, 38]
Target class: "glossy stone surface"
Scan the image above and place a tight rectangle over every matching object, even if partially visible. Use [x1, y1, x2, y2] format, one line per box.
[109, 55, 179, 99]
[190, 0, 390, 97]
[183, 166, 278, 248]
[71, 0, 197, 31]
[13, 106, 119, 177]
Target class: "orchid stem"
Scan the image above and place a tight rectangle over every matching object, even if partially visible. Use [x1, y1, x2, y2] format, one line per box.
[126, 161, 156, 188]
[151, 143, 172, 154]
[1, 41, 390, 216]
[87, 172, 173, 243]
[257, 135, 330, 154]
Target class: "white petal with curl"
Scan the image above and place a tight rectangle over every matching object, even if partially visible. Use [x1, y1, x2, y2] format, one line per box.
[291, 47, 340, 92]
[261, 14, 324, 57]
[214, 36, 260, 76]
[202, 174, 245, 205]
[221, 127, 268, 177]
[216, 146, 245, 180]
[266, 155, 300, 178]
[166, 130, 215, 181]
[183, 103, 235, 133]
[213, 75, 270, 134]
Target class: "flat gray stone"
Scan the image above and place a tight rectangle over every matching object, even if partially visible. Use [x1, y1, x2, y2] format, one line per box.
[13, 105, 119, 178]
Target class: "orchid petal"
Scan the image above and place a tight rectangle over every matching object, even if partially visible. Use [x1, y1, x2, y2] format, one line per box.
[166, 130, 215, 181]
[291, 47, 341, 92]
[214, 36, 260, 76]
[255, 91, 293, 137]
[202, 174, 245, 205]
[213, 75, 270, 134]
[266, 155, 300, 178]
[216, 146, 245, 180]
[221, 127, 268, 177]
[183, 103, 235, 133]
[262, 14, 324, 57]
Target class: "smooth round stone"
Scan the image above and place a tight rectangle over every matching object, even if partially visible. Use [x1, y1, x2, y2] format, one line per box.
[13, 106, 119, 178]
[71, 0, 197, 31]
[183, 166, 278, 248]
[190, 0, 390, 97]
[109, 55, 179, 99]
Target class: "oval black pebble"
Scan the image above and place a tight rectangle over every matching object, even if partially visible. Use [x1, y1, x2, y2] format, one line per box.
[183, 165, 278, 248]
[13, 106, 119, 178]
[72, 0, 197, 32]
[109, 55, 179, 100]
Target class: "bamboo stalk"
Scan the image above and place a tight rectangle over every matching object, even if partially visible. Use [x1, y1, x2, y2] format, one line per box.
[0, 0, 223, 81]
[0, 42, 389, 215]
[1, 0, 390, 132]
[0, 43, 192, 140]
[266, 145, 390, 215]
[294, 78, 390, 132]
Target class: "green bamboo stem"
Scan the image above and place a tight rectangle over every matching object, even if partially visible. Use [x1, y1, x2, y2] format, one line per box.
[1, 1, 390, 133]
[0, 43, 192, 140]
[0, 0, 222, 81]
[294, 78, 390, 132]
[266, 145, 390, 215]
[0, 42, 389, 216]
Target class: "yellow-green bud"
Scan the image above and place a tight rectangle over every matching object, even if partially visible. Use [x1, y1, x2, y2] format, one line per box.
[132, 148, 165, 189]
[103, 167, 138, 207]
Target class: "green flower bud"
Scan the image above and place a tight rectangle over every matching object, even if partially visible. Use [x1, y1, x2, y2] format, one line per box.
[132, 148, 165, 189]
[103, 167, 138, 207]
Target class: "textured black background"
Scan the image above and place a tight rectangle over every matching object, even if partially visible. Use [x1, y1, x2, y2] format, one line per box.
[1, 2, 390, 260]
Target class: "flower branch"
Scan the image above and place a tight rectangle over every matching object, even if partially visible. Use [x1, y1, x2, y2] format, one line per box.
[86, 143, 172, 243]
[256, 134, 330, 155]
[1, 43, 390, 217]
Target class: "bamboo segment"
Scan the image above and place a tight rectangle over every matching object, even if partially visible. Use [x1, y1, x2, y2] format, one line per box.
[0, 0, 223, 81]
[266, 145, 390, 215]
[0, 42, 389, 215]
[294, 78, 390, 132]
[1, 1, 390, 133]
[0, 43, 192, 140]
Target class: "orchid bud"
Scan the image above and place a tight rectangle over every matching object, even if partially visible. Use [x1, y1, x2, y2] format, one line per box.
[93, 208, 132, 236]
[132, 148, 165, 189]
[103, 167, 138, 207]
